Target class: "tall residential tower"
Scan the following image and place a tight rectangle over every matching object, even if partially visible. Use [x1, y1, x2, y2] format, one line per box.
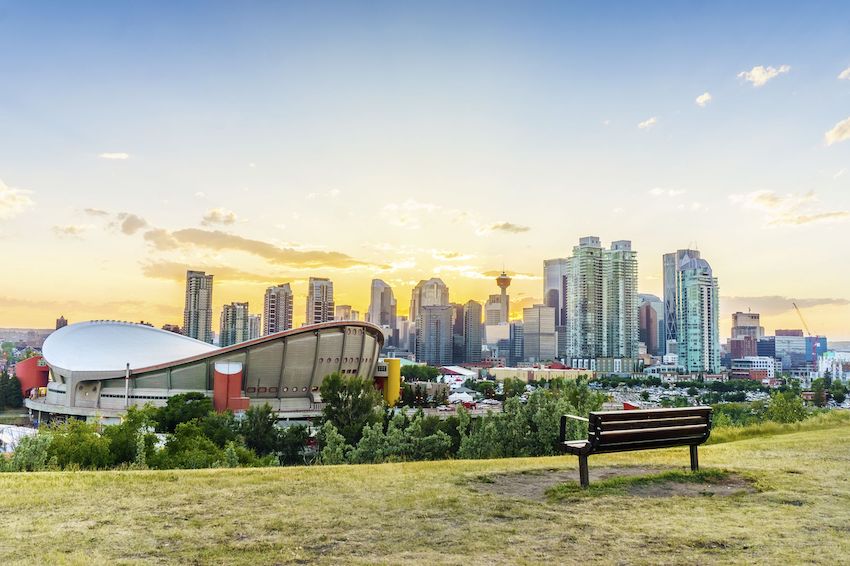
[183, 270, 214, 343]
[263, 283, 294, 335]
[305, 277, 334, 325]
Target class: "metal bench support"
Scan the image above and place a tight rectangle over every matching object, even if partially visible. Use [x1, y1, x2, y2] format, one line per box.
[690, 445, 699, 471]
[579, 454, 589, 488]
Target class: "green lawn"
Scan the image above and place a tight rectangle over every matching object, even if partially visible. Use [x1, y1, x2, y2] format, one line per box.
[1, 422, 849, 565]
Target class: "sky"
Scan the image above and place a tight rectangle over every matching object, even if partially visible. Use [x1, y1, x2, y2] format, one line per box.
[1, 1, 849, 339]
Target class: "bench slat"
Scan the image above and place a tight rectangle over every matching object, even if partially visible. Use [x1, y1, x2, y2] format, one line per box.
[590, 407, 711, 422]
[598, 416, 708, 431]
[597, 424, 708, 444]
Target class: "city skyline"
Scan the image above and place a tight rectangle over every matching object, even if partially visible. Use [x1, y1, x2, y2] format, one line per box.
[1, 3, 849, 338]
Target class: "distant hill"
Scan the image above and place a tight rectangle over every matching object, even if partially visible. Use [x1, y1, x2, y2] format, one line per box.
[830, 341, 850, 352]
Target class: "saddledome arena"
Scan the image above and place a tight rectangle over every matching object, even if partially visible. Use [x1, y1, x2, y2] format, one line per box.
[26, 320, 387, 422]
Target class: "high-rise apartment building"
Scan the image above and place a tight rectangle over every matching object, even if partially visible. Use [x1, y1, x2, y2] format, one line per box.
[523, 304, 556, 362]
[219, 302, 250, 347]
[603, 240, 639, 359]
[263, 283, 294, 335]
[367, 279, 396, 346]
[663, 249, 700, 354]
[306, 277, 334, 325]
[463, 300, 483, 363]
[248, 314, 261, 341]
[676, 255, 720, 373]
[543, 258, 569, 325]
[731, 312, 764, 339]
[183, 270, 214, 343]
[562, 237, 638, 366]
[415, 305, 453, 366]
[335, 305, 357, 321]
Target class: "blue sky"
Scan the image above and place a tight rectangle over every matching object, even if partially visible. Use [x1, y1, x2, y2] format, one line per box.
[1, 1, 849, 336]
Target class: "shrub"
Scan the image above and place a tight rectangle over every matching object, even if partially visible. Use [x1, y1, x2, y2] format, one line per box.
[47, 420, 112, 470]
[6, 433, 52, 472]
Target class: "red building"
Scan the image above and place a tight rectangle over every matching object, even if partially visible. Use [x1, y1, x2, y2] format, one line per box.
[14, 355, 50, 395]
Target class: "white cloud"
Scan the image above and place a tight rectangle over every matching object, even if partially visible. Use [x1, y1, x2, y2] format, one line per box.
[53, 224, 92, 238]
[0, 179, 35, 219]
[248, 162, 256, 168]
[824, 116, 850, 146]
[695, 92, 712, 107]
[834, 168, 847, 180]
[201, 207, 238, 226]
[638, 117, 657, 129]
[729, 190, 849, 226]
[838, 66, 850, 80]
[648, 187, 685, 197]
[98, 152, 130, 160]
[737, 65, 790, 87]
[194, 191, 206, 198]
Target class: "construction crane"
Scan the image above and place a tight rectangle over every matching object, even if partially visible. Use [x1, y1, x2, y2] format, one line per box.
[792, 302, 819, 369]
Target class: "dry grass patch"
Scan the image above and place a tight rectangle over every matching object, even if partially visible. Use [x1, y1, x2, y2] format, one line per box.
[0, 423, 849, 564]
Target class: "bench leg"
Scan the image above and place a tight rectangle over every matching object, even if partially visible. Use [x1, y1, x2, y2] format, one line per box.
[578, 454, 589, 488]
[690, 445, 699, 472]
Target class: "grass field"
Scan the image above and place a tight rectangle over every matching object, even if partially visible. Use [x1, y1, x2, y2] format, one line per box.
[2, 421, 850, 565]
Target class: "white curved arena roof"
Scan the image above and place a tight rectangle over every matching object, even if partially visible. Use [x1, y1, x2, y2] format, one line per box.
[43, 321, 220, 374]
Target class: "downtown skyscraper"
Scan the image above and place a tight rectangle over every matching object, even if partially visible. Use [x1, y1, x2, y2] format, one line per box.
[305, 277, 334, 325]
[220, 302, 250, 347]
[263, 283, 294, 335]
[367, 279, 397, 345]
[183, 270, 214, 343]
[563, 237, 638, 365]
[675, 254, 720, 373]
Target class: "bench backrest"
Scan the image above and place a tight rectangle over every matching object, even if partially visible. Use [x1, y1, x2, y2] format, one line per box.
[587, 406, 712, 453]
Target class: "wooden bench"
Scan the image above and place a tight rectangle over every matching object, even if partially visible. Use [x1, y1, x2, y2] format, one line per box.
[557, 406, 713, 487]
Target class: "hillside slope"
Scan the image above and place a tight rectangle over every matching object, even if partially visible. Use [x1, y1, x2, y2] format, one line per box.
[1, 423, 849, 565]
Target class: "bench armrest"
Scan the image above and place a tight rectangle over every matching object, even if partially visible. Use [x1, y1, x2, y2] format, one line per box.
[559, 414, 589, 442]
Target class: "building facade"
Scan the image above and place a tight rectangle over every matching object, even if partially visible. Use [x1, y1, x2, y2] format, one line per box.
[463, 300, 483, 363]
[366, 279, 397, 345]
[415, 305, 453, 366]
[638, 294, 664, 356]
[663, 249, 700, 354]
[306, 277, 334, 325]
[183, 270, 214, 343]
[675, 255, 720, 373]
[263, 283, 294, 335]
[220, 302, 250, 347]
[522, 304, 556, 362]
[543, 258, 569, 325]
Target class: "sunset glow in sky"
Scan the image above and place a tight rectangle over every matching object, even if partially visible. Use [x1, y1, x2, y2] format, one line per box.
[1, 2, 849, 338]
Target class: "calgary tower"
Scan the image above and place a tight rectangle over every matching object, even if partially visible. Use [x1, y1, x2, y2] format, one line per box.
[496, 270, 512, 323]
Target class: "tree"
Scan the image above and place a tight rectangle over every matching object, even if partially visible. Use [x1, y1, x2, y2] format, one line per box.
[502, 378, 527, 399]
[199, 411, 240, 448]
[829, 380, 847, 405]
[401, 365, 440, 382]
[318, 421, 349, 465]
[47, 420, 112, 470]
[240, 404, 279, 457]
[5, 374, 23, 408]
[765, 391, 807, 423]
[149, 421, 224, 469]
[102, 405, 157, 466]
[320, 372, 381, 445]
[278, 425, 309, 466]
[811, 378, 827, 408]
[154, 392, 213, 433]
[640, 391, 650, 402]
